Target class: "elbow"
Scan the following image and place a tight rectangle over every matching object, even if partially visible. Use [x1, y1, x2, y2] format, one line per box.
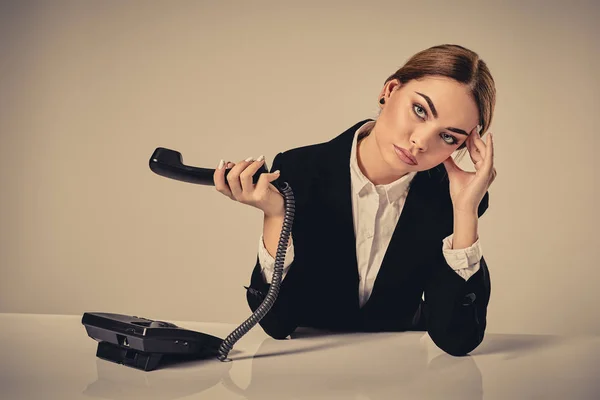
[262, 325, 293, 340]
[428, 326, 485, 357]
[257, 315, 297, 340]
[246, 287, 297, 340]
[442, 338, 482, 357]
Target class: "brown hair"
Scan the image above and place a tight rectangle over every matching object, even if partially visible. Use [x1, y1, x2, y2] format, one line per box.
[382, 44, 496, 163]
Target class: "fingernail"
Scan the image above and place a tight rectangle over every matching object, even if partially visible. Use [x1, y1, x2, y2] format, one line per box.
[245, 157, 254, 162]
[218, 159, 224, 169]
[273, 170, 280, 174]
[257, 155, 265, 162]
[226, 162, 233, 168]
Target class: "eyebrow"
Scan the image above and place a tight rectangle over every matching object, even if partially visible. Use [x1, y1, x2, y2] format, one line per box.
[414, 91, 470, 136]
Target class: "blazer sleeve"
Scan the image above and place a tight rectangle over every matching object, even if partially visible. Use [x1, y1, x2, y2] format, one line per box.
[245, 151, 301, 339]
[423, 191, 491, 356]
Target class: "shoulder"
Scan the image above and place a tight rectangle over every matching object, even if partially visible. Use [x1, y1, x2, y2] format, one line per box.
[269, 141, 327, 187]
[274, 140, 329, 166]
[271, 118, 371, 170]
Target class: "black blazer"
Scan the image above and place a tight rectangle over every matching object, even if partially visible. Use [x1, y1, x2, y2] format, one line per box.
[246, 119, 491, 356]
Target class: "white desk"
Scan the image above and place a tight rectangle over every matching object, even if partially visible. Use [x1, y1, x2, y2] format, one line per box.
[0, 313, 598, 399]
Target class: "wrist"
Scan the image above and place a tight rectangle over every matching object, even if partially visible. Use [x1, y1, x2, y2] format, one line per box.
[264, 209, 285, 219]
[452, 211, 478, 250]
[263, 195, 286, 219]
[453, 204, 478, 216]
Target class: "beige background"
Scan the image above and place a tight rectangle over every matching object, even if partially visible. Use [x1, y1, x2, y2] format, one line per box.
[0, 0, 598, 335]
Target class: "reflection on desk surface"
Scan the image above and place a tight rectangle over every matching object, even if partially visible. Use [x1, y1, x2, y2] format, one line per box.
[0, 314, 598, 400]
[84, 357, 231, 400]
[223, 328, 484, 400]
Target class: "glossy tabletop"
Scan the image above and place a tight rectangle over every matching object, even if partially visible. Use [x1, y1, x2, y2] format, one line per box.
[0, 313, 598, 399]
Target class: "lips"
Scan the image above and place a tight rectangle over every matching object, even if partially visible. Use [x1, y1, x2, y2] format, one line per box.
[393, 145, 418, 165]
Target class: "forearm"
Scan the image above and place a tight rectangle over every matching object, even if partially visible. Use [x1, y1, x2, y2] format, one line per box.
[246, 261, 299, 339]
[425, 255, 491, 356]
[263, 213, 291, 258]
[426, 209, 491, 356]
[452, 210, 478, 250]
[246, 214, 296, 339]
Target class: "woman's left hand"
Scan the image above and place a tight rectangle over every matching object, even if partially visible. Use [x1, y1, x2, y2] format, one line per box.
[442, 125, 496, 214]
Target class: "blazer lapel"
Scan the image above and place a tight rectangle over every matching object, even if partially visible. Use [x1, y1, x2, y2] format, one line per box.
[309, 119, 448, 310]
[312, 120, 370, 308]
[367, 168, 442, 300]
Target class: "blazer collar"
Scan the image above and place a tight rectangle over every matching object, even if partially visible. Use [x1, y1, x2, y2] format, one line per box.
[319, 118, 446, 209]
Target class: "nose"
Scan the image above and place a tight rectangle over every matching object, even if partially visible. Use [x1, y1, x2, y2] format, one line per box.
[410, 135, 428, 152]
[410, 128, 435, 152]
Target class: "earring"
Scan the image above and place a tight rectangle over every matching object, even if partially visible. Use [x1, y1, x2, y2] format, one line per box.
[379, 98, 385, 105]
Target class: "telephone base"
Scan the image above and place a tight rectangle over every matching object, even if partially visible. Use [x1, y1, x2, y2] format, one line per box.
[82, 312, 224, 371]
[95, 340, 222, 371]
[96, 341, 164, 371]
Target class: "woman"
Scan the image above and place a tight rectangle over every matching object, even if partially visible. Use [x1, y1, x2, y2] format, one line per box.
[213, 44, 497, 356]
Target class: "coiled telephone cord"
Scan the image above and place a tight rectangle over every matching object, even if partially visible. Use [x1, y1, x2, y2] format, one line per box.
[217, 182, 295, 361]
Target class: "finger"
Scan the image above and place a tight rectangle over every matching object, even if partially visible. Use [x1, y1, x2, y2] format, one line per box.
[466, 127, 482, 165]
[214, 159, 234, 199]
[227, 157, 255, 200]
[240, 155, 266, 193]
[483, 132, 495, 178]
[471, 130, 488, 162]
[487, 131, 494, 163]
[256, 170, 282, 197]
[477, 132, 494, 181]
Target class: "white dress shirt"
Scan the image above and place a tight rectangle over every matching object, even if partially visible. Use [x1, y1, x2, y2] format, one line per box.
[257, 121, 483, 308]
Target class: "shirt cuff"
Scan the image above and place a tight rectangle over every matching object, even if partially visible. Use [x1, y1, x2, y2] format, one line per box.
[257, 233, 294, 284]
[442, 233, 482, 281]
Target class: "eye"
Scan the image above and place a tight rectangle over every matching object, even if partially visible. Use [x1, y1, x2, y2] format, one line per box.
[441, 133, 459, 145]
[413, 104, 427, 119]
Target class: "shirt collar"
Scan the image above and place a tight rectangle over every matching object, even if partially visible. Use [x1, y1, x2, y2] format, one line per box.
[349, 120, 417, 204]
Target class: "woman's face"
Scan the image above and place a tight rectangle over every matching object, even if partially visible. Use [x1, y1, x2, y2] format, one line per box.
[374, 76, 480, 175]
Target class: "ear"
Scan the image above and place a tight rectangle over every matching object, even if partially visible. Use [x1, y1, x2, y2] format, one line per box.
[387, 78, 402, 94]
[379, 79, 402, 102]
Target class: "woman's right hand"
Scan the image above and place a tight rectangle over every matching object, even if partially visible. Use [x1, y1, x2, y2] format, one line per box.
[213, 155, 285, 218]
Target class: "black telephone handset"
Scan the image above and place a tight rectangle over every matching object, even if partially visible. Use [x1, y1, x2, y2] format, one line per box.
[149, 147, 295, 361]
[149, 147, 272, 186]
